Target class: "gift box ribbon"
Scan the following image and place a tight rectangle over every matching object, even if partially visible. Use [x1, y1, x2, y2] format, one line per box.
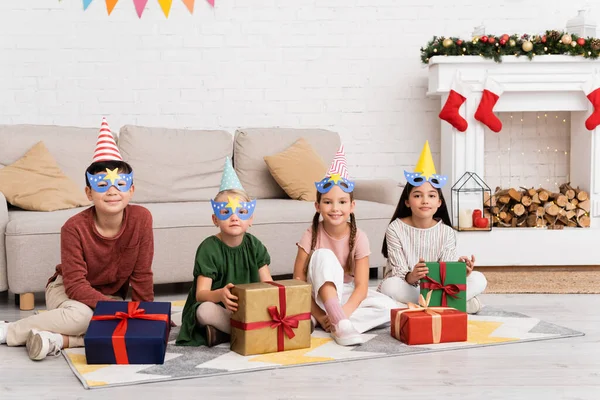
[420, 261, 467, 306]
[230, 281, 311, 352]
[90, 301, 169, 364]
[393, 292, 450, 344]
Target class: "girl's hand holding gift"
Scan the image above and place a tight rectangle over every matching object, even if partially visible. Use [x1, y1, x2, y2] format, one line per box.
[458, 255, 476, 276]
[219, 283, 238, 312]
[406, 257, 428, 285]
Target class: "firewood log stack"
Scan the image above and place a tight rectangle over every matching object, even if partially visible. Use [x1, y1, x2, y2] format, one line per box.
[483, 183, 590, 228]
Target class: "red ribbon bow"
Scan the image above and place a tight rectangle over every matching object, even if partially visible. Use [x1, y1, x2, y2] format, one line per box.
[420, 262, 467, 307]
[91, 302, 169, 364]
[230, 281, 311, 352]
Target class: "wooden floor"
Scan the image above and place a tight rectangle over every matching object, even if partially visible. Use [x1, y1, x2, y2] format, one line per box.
[0, 286, 599, 400]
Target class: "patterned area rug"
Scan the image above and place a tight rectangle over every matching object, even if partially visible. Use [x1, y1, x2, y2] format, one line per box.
[63, 301, 584, 389]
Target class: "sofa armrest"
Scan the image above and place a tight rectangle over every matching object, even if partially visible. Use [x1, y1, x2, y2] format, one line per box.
[353, 179, 403, 206]
[0, 191, 8, 291]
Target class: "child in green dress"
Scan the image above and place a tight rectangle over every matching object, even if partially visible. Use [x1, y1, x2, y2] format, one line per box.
[176, 158, 272, 347]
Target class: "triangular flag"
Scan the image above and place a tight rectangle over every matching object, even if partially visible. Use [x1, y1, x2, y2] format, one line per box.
[92, 117, 123, 163]
[414, 141, 437, 180]
[206, 0, 214, 7]
[133, 0, 148, 17]
[83, 0, 94, 10]
[326, 145, 349, 179]
[158, 0, 173, 17]
[219, 157, 245, 192]
[105, 0, 119, 15]
[182, 0, 194, 13]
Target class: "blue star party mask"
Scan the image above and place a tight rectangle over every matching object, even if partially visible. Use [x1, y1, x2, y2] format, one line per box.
[314, 173, 355, 194]
[86, 168, 134, 193]
[403, 171, 448, 189]
[211, 196, 257, 221]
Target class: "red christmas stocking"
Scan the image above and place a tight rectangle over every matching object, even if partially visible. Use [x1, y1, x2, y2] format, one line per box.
[475, 77, 504, 133]
[439, 76, 469, 132]
[583, 76, 600, 131]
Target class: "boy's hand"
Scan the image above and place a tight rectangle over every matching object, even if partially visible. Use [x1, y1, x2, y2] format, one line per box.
[219, 283, 238, 312]
[315, 314, 331, 332]
[458, 255, 476, 276]
[407, 258, 428, 284]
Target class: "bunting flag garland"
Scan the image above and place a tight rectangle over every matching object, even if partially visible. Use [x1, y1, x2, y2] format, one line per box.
[106, 0, 118, 15]
[157, 0, 173, 17]
[182, 0, 195, 13]
[133, 0, 148, 18]
[81, 0, 212, 17]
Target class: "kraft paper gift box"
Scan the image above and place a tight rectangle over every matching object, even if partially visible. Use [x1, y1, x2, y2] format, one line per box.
[390, 293, 467, 345]
[84, 301, 171, 365]
[230, 279, 311, 356]
[420, 261, 467, 312]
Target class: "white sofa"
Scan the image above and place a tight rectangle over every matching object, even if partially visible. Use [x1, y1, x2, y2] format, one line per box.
[0, 125, 401, 309]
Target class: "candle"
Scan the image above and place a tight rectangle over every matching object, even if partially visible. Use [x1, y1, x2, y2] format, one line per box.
[458, 209, 473, 229]
[472, 209, 482, 226]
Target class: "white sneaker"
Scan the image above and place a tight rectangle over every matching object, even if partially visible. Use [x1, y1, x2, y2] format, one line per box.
[330, 319, 364, 346]
[466, 296, 483, 314]
[0, 321, 8, 344]
[26, 329, 63, 361]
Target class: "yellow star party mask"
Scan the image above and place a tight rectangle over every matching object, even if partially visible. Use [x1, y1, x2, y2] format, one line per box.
[211, 196, 256, 221]
[404, 141, 448, 189]
[86, 168, 134, 193]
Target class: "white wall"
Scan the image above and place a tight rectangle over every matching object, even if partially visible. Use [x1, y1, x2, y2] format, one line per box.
[0, 0, 596, 180]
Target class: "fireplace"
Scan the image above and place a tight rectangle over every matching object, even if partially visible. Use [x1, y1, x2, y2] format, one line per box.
[428, 55, 599, 266]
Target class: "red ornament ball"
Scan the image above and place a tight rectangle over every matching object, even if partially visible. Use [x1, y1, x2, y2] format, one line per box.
[499, 39, 507, 45]
[480, 35, 489, 43]
[488, 37, 496, 44]
[501, 34, 509, 41]
[541, 35, 547, 43]
[577, 38, 586, 46]
[456, 39, 463, 45]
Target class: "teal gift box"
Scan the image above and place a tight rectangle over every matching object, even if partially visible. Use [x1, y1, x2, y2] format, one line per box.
[420, 262, 467, 312]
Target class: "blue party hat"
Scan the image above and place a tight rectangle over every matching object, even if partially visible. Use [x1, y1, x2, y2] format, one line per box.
[219, 156, 245, 192]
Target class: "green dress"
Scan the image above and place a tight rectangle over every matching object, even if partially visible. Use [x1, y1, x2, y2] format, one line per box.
[175, 233, 271, 346]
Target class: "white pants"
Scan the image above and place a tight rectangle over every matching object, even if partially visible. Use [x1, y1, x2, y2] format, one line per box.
[307, 249, 400, 333]
[379, 271, 488, 306]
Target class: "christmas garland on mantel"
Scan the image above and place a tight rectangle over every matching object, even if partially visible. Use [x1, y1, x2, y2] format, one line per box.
[420, 30, 600, 64]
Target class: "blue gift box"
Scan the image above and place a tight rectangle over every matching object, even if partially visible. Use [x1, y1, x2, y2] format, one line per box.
[84, 301, 171, 365]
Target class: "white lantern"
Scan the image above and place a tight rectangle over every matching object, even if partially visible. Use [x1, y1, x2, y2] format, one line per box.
[566, 9, 597, 38]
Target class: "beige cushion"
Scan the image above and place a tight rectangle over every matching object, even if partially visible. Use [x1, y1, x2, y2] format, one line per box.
[0, 124, 99, 191]
[263, 138, 327, 201]
[118, 125, 233, 203]
[0, 142, 91, 211]
[234, 128, 341, 199]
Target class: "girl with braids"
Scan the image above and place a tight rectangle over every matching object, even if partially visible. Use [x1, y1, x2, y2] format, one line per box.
[378, 142, 487, 314]
[293, 146, 399, 346]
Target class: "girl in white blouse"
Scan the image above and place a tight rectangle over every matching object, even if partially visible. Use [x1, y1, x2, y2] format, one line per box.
[378, 181, 487, 314]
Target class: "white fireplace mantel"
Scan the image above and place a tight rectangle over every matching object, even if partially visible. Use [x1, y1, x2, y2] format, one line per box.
[428, 55, 599, 266]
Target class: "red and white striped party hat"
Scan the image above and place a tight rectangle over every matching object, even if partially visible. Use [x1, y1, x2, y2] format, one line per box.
[92, 117, 123, 163]
[326, 144, 349, 179]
